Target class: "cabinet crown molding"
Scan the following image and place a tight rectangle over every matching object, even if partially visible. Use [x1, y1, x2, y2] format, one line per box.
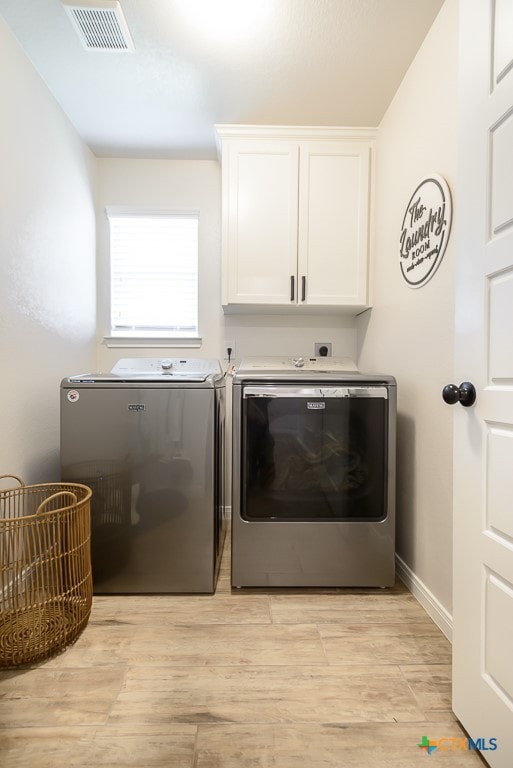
[214, 124, 377, 157]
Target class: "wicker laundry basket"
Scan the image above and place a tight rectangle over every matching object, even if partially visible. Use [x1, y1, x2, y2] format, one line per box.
[0, 475, 92, 667]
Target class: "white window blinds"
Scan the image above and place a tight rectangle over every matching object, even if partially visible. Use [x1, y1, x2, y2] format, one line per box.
[108, 212, 199, 336]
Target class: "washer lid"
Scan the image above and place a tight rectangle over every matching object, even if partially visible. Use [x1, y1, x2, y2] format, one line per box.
[111, 357, 222, 380]
[68, 357, 222, 383]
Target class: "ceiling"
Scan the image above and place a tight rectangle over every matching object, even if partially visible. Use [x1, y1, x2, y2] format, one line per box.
[0, 0, 444, 160]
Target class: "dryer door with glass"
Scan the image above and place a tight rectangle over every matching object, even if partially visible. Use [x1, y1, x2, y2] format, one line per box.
[241, 384, 389, 523]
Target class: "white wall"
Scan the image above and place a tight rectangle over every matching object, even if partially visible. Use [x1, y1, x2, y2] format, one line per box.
[0, 18, 96, 484]
[96, 158, 357, 371]
[357, 0, 458, 624]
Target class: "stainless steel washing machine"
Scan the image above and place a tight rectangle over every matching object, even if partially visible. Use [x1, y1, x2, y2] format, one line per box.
[231, 357, 396, 588]
[60, 358, 226, 594]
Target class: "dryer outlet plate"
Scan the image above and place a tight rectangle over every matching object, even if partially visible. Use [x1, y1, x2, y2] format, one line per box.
[314, 342, 332, 357]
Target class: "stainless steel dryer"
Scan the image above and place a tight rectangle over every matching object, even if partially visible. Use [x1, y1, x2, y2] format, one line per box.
[231, 357, 396, 588]
[60, 358, 226, 594]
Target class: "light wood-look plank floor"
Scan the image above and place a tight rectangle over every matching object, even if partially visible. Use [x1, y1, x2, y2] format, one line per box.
[0, 534, 483, 767]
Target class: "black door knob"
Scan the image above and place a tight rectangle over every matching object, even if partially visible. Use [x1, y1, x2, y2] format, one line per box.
[442, 382, 476, 407]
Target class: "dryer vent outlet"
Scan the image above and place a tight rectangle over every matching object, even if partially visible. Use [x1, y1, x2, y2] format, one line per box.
[314, 342, 332, 357]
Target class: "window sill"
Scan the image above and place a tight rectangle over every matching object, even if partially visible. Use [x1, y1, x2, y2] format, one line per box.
[103, 335, 202, 349]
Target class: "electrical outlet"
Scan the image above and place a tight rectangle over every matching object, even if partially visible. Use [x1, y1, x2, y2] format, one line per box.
[314, 342, 332, 357]
[224, 340, 236, 361]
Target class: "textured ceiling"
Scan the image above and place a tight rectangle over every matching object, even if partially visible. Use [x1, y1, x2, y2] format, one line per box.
[0, 0, 444, 159]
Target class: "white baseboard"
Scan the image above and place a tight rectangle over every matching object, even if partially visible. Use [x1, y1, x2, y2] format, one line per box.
[395, 554, 453, 642]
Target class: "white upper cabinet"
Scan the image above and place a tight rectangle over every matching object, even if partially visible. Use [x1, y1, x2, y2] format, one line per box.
[215, 125, 375, 313]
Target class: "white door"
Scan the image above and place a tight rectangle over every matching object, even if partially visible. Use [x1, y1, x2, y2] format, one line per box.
[452, 1, 513, 764]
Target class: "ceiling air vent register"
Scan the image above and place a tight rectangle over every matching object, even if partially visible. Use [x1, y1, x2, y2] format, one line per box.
[62, 0, 134, 52]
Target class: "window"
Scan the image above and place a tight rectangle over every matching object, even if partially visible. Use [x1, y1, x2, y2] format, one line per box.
[107, 210, 199, 339]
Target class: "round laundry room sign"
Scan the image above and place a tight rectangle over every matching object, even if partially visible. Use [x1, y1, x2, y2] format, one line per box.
[399, 174, 452, 288]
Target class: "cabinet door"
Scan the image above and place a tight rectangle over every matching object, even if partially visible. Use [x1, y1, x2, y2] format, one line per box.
[222, 140, 299, 305]
[297, 141, 371, 307]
